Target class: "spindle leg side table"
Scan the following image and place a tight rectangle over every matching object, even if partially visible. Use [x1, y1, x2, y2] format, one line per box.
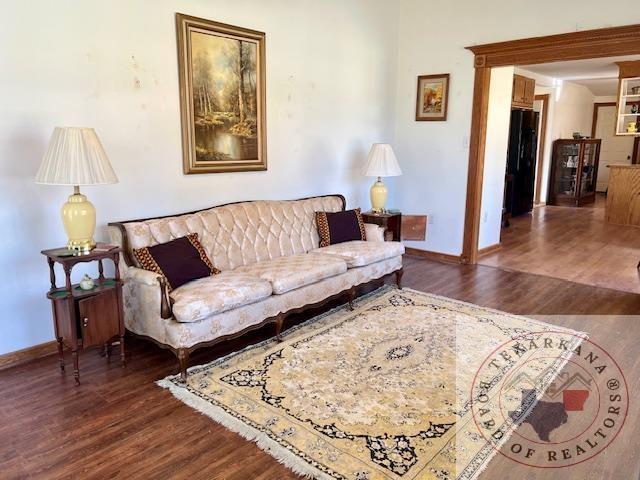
[41, 247, 126, 385]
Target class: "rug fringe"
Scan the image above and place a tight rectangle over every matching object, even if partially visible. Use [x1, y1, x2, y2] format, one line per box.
[157, 378, 332, 480]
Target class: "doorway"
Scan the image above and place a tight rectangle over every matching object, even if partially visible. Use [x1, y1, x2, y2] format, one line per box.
[593, 102, 635, 191]
[463, 26, 640, 293]
[478, 56, 640, 292]
[462, 24, 640, 265]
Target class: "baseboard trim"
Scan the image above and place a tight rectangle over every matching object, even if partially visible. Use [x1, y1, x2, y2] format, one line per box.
[478, 243, 502, 257]
[0, 340, 58, 371]
[404, 247, 462, 264]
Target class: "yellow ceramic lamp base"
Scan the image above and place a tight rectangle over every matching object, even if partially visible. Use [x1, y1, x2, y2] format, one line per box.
[62, 186, 96, 252]
[370, 177, 388, 213]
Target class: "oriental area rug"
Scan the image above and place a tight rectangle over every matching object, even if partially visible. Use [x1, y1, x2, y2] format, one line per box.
[158, 287, 584, 480]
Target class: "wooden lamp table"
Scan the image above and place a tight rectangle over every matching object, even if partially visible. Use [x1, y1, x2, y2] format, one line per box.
[362, 211, 402, 241]
[41, 247, 126, 384]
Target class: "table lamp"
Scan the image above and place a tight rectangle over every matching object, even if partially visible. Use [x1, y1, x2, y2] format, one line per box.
[35, 127, 118, 252]
[363, 143, 402, 213]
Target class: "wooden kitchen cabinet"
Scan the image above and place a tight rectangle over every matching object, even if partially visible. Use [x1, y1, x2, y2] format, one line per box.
[512, 74, 536, 110]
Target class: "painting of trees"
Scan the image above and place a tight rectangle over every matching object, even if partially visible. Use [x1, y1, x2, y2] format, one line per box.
[189, 31, 259, 161]
[177, 14, 266, 173]
[193, 51, 218, 120]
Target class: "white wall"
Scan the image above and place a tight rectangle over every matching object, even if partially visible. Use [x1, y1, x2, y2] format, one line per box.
[478, 67, 514, 249]
[394, 0, 639, 255]
[594, 95, 618, 103]
[549, 82, 595, 139]
[0, 0, 399, 354]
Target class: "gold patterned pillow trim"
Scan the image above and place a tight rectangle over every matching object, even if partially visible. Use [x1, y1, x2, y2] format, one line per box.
[186, 233, 220, 276]
[355, 208, 367, 242]
[132, 246, 167, 287]
[316, 211, 331, 248]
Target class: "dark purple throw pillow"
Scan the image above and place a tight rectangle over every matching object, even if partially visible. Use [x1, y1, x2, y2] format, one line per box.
[133, 233, 220, 291]
[316, 208, 367, 247]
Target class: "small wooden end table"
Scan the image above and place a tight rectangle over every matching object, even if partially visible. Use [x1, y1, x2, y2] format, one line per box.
[41, 246, 126, 384]
[362, 211, 402, 242]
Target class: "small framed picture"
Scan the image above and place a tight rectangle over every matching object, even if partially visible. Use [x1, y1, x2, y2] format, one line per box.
[415, 74, 449, 121]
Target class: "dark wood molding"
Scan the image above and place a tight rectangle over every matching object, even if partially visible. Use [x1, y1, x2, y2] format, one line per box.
[534, 94, 550, 205]
[633, 137, 640, 164]
[591, 101, 617, 139]
[466, 24, 640, 68]
[109, 194, 347, 267]
[0, 341, 58, 371]
[615, 60, 640, 78]
[462, 24, 640, 265]
[461, 66, 491, 265]
[478, 242, 502, 257]
[404, 247, 462, 264]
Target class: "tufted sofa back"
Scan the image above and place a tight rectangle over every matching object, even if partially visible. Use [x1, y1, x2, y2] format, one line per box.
[111, 195, 344, 271]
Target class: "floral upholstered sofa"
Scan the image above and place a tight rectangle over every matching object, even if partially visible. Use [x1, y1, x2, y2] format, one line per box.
[109, 194, 404, 379]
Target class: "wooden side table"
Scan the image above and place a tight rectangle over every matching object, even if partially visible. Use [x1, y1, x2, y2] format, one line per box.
[362, 211, 402, 241]
[41, 247, 126, 384]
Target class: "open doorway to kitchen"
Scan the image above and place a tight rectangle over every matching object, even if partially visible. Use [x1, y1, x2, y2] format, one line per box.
[462, 26, 640, 293]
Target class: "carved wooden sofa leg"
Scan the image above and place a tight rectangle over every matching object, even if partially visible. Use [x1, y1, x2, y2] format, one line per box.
[176, 348, 191, 381]
[395, 268, 404, 289]
[275, 313, 285, 342]
[347, 286, 356, 311]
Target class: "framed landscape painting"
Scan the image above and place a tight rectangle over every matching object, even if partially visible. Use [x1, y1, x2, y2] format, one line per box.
[415, 73, 449, 121]
[176, 13, 266, 174]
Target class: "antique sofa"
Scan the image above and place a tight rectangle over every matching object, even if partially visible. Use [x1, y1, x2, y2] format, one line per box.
[109, 194, 404, 379]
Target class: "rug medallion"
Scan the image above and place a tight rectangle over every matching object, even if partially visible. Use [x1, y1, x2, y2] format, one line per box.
[159, 287, 583, 479]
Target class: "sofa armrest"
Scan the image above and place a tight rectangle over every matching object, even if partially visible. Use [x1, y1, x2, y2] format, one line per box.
[125, 267, 173, 319]
[364, 223, 385, 242]
[126, 267, 160, 286]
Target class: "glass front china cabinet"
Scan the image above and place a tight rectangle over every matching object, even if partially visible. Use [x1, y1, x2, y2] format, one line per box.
[548, 139, 601, 207]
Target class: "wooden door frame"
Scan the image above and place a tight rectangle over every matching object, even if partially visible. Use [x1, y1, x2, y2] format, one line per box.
[533, 94, 550, 205]
[461, 24, 640, 264]
[633, 137, 640, 164]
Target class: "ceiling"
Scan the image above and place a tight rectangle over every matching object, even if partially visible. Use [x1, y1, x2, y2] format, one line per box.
[521, 55, 640, 96]
[568, 78, 619, 96]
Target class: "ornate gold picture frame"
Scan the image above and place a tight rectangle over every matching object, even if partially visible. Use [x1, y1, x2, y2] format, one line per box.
[176, 13, 267, 174]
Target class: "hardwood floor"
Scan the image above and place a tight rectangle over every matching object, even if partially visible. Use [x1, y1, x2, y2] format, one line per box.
[1, 255, 639, 479]
[479, 194, 640, 294]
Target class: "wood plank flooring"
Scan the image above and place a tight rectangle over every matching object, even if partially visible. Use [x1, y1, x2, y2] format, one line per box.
[479, 194, 640, 294]
[1, 255, 639, 479]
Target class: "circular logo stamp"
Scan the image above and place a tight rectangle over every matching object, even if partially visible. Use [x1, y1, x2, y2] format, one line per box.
[470, 330, 628, 468]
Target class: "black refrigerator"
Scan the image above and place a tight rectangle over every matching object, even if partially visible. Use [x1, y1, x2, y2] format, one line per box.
[505, 109, 539, 217]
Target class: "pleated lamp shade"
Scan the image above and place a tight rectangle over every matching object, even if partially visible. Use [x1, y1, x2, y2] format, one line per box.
[363, 143, 402, 177]
[35, 127, 118, 185]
